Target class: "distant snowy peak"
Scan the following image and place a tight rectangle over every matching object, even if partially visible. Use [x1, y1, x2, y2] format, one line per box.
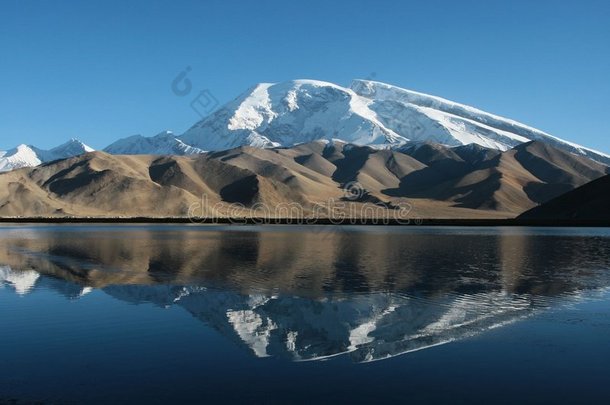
[0, 145, 43, 172]
[177, 79, 609, 165]
[0, 139, 94, 172]
[104, 131, 205, 155]
[40, 138, 95, 160]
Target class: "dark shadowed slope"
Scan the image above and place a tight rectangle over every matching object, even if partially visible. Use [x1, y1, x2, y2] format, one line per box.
[391, 141, 608, 213]
[520, 175, 610, 220]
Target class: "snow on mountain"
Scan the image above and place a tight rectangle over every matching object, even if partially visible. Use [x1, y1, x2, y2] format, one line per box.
[180, 80, 406, 151]
[104, 131, 205, 155]
[0, 139, 94, 172]
[0, 145, 43, 172]
[351, 80, 610, 164]
[176, 79, 610, 165]
[3, 80, 608, 168]
[39, 138, 95, 160]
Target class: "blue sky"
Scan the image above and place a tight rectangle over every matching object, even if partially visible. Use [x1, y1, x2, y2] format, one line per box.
[1, 0, 609, 152]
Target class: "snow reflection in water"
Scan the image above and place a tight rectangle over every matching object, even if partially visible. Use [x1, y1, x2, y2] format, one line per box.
[1, 225, 610, 363]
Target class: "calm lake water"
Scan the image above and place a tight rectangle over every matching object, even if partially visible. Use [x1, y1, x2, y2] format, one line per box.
[1, 225, 610, 404]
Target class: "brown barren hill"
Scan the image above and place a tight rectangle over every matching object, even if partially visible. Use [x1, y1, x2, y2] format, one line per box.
[0, 141, 607, 220]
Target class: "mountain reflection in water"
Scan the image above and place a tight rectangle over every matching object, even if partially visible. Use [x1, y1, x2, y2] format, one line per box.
[1, 225, 610, 363]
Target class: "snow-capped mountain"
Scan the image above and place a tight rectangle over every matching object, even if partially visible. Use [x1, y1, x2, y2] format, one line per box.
[181, 80, 406, 150]
[104, 131, 204, 155]
[0, 139, 94, 172]
[45, 138, 95, 160]
[176, 79, 609, 165]
[4, 79, 609, 170]
[351, 80, 608, 162]
[0, 145, 42, 172]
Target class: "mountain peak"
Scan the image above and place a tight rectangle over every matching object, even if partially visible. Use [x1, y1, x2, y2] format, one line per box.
[180, 79, 405, 151]
[0, 144, 42, 172]
[175, 79, 610, 165]
[0, 139, 95, 172]
[3, 79, 609, 172]
[104, 131, 204, 156]
[52, 138, 94, 151]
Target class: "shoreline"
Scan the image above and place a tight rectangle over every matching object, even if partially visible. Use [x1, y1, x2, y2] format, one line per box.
[0, 217, 609, 227]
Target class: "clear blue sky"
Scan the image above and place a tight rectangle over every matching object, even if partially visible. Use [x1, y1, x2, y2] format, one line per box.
[1, 0, 609, 152]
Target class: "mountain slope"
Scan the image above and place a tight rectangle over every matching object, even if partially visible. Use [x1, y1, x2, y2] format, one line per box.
[0, 141, 606, 218]
[520, 175, 610, 220]
[352, 80, 610, 164]
[104, 131, 205, 155]
[171, 79, 610, 165]
[392, 144, 607, 213]
[0, 139, 94, 172]
[6, 79, 609, 169]
[0, 145, 43, 172]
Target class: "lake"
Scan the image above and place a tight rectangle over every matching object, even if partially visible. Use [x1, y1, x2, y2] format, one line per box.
[1, 225, 610, 404]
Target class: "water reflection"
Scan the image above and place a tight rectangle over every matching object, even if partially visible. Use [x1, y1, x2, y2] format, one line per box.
[1, 226, 610, 362]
